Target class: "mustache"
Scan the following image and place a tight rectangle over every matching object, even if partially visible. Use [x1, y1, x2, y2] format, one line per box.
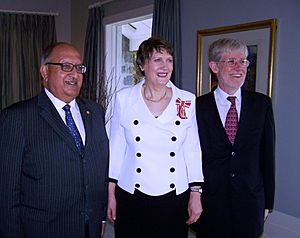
[64, 76, 81, 85]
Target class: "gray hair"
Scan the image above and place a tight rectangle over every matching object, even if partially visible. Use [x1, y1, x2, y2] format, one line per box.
[208, 38, 248, 62]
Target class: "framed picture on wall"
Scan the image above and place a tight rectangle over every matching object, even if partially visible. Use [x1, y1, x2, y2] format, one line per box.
[196, 19, 277, 97]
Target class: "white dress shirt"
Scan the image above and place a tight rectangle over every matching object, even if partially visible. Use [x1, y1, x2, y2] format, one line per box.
[214, 86, 242, 127]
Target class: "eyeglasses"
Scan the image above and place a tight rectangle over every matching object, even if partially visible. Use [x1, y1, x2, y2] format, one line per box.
[46, 62, 87, 74]
[218, 58, 250, 67]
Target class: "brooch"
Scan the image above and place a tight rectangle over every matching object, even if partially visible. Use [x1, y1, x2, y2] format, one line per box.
[176, 98, 191, 119]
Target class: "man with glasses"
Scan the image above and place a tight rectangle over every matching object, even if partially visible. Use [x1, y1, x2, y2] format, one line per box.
[192, 38, 275, 238]
[0, 42, 109, 238]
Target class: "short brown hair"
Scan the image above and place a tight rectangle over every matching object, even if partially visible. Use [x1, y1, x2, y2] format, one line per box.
[135, 37, 174, 77]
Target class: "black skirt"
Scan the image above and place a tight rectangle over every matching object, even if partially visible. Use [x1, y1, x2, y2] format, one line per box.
[114, 186, 189, 238]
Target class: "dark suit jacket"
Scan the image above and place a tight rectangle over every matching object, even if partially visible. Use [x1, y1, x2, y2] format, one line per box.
[0, 91, 109, 238]
[193, 89, 275, 238]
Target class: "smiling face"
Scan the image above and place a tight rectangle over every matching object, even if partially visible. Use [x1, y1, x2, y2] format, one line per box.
[141, 49, 173, 87]
[209, 50, 248, 95]
[40, 44, 83, 103]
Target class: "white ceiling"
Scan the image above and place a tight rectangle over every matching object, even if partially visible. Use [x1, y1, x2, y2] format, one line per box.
[122, 18, 152, 41]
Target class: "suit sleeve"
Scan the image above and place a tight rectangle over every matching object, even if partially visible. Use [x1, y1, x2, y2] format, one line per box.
[0, 109, 24, 237]
[261, 99, 276, 210]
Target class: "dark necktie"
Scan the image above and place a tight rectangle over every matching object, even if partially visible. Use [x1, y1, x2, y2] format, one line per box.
[225, 96, 238, 144]
[62, 104, 84, 155]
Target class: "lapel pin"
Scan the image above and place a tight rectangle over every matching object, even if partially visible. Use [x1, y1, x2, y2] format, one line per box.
[86, 110, 90, 115]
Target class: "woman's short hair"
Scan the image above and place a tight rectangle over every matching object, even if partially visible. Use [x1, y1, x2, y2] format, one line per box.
[135, 37, 174, 77]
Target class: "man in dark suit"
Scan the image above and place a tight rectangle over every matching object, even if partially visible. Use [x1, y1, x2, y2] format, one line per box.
[0, 42, 109, 238]
[193, 38, 275, 238]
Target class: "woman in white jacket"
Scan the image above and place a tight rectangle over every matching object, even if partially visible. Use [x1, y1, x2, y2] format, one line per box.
[107, 37, 204, 238]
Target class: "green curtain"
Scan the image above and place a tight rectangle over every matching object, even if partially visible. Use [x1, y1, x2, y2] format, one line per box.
[0, 12, 56, 110]
[152, 0, 182, 88]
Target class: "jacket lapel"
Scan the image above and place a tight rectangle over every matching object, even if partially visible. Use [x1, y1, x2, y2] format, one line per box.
[37, 91, 81, 156]
[130, 80, 180, 124]
[77, 98, 92, 153]
[130, 81, 156, 123]
[234, 90, 251, 146]
[207, 91, 232, 145]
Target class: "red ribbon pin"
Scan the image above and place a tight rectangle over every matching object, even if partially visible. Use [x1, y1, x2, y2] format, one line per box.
[176, 98, 191, 119]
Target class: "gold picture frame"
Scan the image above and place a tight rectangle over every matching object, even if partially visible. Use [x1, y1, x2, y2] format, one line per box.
[196, 19, 277, 97]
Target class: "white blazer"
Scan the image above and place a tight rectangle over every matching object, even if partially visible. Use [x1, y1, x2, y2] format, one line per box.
[109, 80, 203, 196]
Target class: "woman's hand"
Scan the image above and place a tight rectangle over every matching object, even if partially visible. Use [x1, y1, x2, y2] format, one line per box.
[101, 222, 106, 238]
[264, 209, 270, 222]
[186, 191, 203, 225]
[107, 182, 117, 223]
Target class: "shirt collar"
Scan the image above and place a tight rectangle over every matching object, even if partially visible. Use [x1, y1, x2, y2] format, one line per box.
[215, 86, 241, 104]
[44, 88, 78, 111]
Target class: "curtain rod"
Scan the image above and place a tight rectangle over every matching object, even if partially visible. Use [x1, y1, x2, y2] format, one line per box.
[0, 9, 58, 16]
[89, 0, 113, 9]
